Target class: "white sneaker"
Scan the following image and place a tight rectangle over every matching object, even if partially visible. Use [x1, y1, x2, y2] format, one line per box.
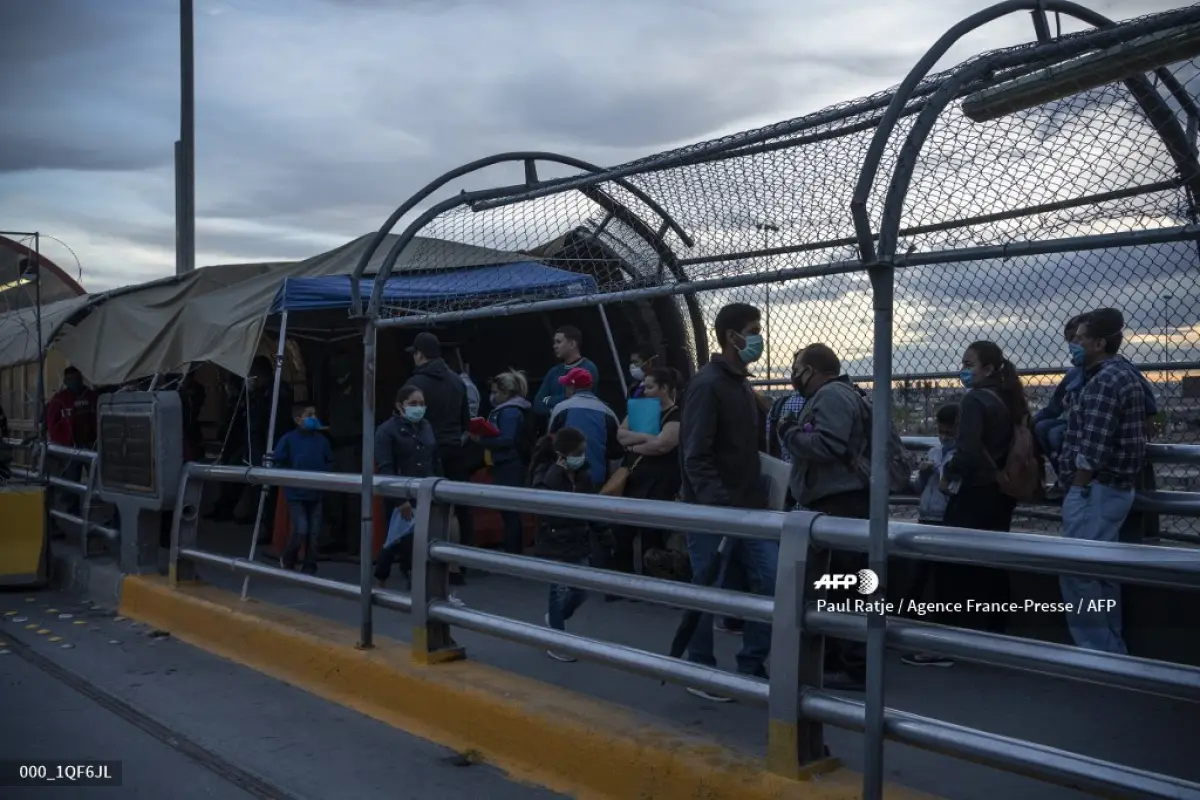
[447, 594, 466, 608]
[546, 650, 577, 663]
[686, 686, 732, 703]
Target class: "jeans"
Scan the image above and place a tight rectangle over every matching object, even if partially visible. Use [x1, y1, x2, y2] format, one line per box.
[684, 533, 778, 675]
[492, 460, 527, 555]
[1034, 417, 1067, 460]
[283, 500, 322, 570]
[1060, 482, 1133, 654]
[547, 558, 588, 630]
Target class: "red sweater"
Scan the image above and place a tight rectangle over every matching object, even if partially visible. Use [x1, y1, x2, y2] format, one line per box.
[46, 387, 98, 448]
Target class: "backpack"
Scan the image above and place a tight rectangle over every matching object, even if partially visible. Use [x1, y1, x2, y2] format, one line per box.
[829, 381, 912, 494]
[978, 389, 1045, 503]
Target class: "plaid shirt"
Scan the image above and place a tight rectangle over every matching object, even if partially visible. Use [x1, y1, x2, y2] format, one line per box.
[766, 393, 807, 464]
[1057, 357, 1147, 490]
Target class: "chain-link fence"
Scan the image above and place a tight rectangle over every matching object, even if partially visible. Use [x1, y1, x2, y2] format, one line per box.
[361, 5, 1200, 538]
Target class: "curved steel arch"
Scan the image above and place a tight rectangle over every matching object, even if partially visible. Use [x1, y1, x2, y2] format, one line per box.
[348, 151, 695, 319]
[851, 0, 1200, 265]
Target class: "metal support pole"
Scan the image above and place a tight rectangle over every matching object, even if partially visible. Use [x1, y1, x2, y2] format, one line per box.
[177, 0, 195, 276]
[358, 320, 378, 648]
[597, 305, 629, 398]
[863, 262, 895, 800]
[242, 311, 288, 600]
[169, 470, 204, 586]
[410, 478, 464, 664]
[766, 510, 831, 778]
[29, 234, 46, 465]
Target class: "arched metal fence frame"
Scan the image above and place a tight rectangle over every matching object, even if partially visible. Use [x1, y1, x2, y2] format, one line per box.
[348, 4, 1200, 797]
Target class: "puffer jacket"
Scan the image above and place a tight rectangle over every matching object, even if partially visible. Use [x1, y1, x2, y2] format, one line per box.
[530, 461, 595, 562]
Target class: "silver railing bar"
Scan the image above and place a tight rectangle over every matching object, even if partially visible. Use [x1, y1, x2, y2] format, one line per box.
[180, 548, 414, 613]
[806, 610, 1200, 703]
[47, 510, 117, 540]
[430, 542, 775, 622]
[801, 691, 1200, 800]
[427, 601, 770, 705]
[903, 436, 1200, 466]
[811, 517, 1200, 591]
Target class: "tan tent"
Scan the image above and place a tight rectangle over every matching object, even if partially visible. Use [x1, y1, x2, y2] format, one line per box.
[54, 234, 527, 384]
[0, 294, 94, 370]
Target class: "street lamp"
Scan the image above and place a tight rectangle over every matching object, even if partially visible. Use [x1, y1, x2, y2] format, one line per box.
[755, 222, 781, 379]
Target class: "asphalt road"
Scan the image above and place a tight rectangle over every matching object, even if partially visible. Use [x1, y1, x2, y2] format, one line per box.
[0, 590, 562, 800]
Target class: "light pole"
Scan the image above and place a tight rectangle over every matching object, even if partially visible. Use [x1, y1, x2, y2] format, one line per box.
[755, 222, 780, 379]
[177, 0, 196, 276]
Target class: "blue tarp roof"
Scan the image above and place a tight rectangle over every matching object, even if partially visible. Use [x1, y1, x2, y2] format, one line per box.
[269, 261, 597, 314]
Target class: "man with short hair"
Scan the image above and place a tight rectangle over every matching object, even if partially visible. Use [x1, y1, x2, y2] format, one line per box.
[533, 326, 600, 416]
[1058, 308, 1147, 655]
[679, 302, 776, 699]
[406, 331, 474, 582]
[778, 343, 870, 690]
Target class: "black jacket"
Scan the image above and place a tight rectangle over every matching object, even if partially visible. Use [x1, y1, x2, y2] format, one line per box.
[679, 356, 765, 509]
[407, 359, 469, 451]
[374, 413, 442, 479]
[531, 461, 596, 562]
[944, 378, 1013, 488]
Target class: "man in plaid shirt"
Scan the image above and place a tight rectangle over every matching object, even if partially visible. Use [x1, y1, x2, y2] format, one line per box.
[1057, 308, 1147, 655]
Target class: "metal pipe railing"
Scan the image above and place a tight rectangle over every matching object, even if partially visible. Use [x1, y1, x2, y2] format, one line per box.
[160, 463, 1200, 798]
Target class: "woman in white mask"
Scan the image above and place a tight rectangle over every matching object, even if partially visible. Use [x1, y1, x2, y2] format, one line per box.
[627, 346, 657, 399]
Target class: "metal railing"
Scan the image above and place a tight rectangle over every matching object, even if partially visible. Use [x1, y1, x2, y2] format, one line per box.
[169, 462, 1200, 800]
[3, 439, 117, 553]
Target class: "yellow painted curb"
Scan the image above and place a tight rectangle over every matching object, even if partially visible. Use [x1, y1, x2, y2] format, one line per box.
[120, 575, 937, 800]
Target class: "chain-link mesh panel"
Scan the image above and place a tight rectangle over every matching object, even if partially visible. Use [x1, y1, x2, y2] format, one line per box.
[369, 5, 1200, 538]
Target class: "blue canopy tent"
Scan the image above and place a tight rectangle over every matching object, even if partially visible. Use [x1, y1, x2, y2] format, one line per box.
[269, 261, 598, 314]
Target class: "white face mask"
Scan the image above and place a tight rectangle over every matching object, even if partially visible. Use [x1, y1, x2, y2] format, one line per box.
[629, 365, 644, 382]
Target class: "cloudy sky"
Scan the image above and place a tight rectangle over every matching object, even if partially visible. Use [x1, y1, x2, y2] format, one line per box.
[1, 0, 1184, 289]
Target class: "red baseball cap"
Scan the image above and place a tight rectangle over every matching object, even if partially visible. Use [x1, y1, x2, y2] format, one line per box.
[557, 367, 594, 390]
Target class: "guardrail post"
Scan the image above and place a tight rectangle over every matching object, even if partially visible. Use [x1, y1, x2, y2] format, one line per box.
[410, 477, 465, 665]
[767, 509, 837, 778]
[79, 452, 97, 558]
[169, 469, 204, 587]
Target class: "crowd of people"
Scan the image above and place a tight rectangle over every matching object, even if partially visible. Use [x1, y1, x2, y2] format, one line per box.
[26, 300, 1157, 697]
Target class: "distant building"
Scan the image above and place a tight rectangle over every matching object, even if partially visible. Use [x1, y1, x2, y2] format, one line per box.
[0, 235, 86, 312]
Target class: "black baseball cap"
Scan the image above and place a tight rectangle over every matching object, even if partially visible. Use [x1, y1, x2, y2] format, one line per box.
[406, 332, 442, 358]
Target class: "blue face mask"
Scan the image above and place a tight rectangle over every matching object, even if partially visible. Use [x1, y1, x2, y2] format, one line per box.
[959, 369, 974, 388]
[1068, 342, 1086, 367]
[302, 417, 321, 431]
[402, 405, 426, 423]
[737, 333, 765, 364]
[564, 454, 586, 470]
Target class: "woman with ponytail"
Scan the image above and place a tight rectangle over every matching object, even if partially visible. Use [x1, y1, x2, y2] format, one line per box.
[935, 341, 1030, 639]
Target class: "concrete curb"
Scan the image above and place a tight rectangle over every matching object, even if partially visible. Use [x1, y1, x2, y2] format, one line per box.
[119, 575, 936, 800]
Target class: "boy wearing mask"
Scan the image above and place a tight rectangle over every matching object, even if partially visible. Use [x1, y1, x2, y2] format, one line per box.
[272, 404, 333, 574]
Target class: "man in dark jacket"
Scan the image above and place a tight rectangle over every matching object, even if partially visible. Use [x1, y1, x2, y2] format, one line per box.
[406, 332, 474, 581]
[324, 353, 363, 553]
[679, 302, 776, 700]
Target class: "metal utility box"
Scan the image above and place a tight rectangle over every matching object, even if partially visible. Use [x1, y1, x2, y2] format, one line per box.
[96, 392, 184, 572]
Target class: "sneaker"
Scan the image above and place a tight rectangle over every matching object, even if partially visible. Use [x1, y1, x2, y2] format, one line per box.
[901, 652, 955, 667]
[686, 687, 732, 703]
[447, 594, 466, 608]
[546, 650, 577, 663]
[300, 563, 317, 576]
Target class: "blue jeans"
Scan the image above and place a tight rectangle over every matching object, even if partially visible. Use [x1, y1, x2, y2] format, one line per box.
[684, 533, 779, 675]
[547, 558, 588, 630]
[284, 500, 322, 570]
[1034, 418, 1067, 460]
[1060, 483, 1133, 654]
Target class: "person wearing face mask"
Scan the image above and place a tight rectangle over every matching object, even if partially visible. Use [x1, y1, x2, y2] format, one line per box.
[272, 404, 333, 575]
[45, 366, 98, 528]
[1033, 315, 1088, 465]
[940, 340, 1031, 635]
[529, 426, 602, 661]
[611, 367, 684, 581]
[478, 370, 534, 555]
[678, 303, 775, 699]
[373, 385, 442, 588]
[1057, 308, 1148, 654]
[627, 346, 657, 399]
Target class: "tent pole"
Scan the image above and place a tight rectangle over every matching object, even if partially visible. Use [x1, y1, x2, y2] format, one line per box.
[242, 310, 289, 600]
[597, 305, 628, 398]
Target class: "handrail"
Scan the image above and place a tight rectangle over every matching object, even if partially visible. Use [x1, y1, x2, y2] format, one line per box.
[167, 463, 1200, 798]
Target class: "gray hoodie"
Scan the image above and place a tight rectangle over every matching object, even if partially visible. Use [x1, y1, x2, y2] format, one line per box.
[783, 379, 869, 507]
